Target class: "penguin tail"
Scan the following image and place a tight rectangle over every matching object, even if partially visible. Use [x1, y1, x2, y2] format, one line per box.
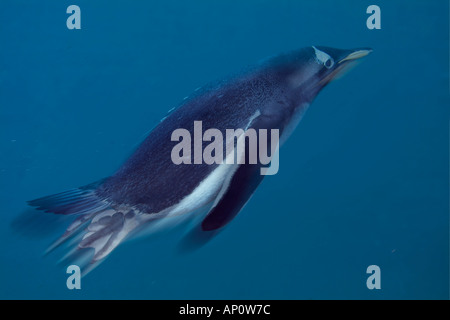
[27, 179, 109, 216]
[27, 179, 149, 275]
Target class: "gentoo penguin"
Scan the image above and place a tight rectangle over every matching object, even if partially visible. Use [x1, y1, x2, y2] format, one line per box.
[28, 46, 371, 271]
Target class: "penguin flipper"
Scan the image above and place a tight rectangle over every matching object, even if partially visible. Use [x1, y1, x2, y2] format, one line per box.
[178, 159, 266, 252]
[201, 113, 282, 231]
[179, 113, 282, 251]
[201, 161, 264, 231]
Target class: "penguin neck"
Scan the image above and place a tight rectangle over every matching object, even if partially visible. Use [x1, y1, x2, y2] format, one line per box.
[279, 102, 310, 146]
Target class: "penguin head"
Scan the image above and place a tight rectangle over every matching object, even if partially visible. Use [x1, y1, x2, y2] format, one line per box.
[308, 46, 372, 85]
[266, 46, 372, 102]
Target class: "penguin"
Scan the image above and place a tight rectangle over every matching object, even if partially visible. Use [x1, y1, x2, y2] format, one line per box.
[28, 46, 371, 271]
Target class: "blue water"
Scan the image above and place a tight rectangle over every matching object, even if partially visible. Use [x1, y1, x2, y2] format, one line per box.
[0, 0, 448, 299]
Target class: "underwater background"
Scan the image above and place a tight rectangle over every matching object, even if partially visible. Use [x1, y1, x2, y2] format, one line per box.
[0, 0, 448, 299]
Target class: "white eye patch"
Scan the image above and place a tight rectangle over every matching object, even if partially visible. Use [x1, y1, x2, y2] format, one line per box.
[312, 46, 334, 69]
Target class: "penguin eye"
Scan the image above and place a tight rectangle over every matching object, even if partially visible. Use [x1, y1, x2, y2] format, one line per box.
[324, 58, 334, 69]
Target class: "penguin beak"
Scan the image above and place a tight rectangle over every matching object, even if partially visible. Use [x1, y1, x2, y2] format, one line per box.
[338, 48, 373, 64]
[320, 48, 372, 85]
